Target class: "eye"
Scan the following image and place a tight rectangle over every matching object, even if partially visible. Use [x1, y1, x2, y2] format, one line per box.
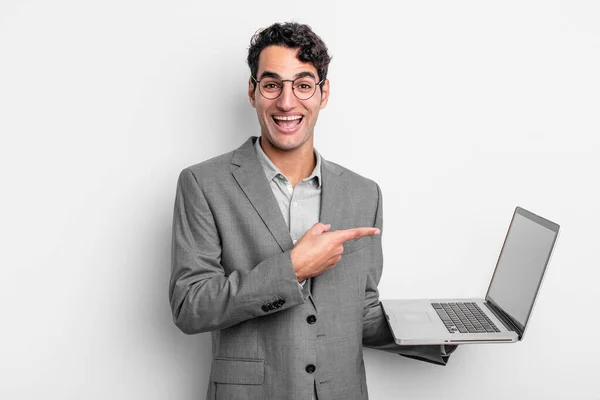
[295, 81, 314, 92]
[262, 81, 282, 90]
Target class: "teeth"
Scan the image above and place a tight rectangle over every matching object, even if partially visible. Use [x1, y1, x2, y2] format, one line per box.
[273, 115, 302, 121]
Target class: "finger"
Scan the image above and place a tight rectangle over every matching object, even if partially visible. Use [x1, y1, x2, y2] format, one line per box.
[333, 227, 381, 242]
[310, 222, 331, 235]
[329, 253, 342, 267]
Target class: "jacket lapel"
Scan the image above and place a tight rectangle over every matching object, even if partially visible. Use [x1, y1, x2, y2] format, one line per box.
[319, 158, 346, 231]
[231, 137, 294, 252]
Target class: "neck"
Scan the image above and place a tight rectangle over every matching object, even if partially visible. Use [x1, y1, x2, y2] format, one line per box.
[260, 136, 316, 187]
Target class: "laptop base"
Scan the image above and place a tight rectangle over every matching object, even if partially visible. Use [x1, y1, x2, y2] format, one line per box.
[381, 298, 519, 345]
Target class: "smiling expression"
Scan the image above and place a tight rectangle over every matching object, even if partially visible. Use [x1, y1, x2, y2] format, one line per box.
[248, 45, 330, 153]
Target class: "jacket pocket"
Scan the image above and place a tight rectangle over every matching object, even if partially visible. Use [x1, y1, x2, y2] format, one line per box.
[210, 357, 264, 385]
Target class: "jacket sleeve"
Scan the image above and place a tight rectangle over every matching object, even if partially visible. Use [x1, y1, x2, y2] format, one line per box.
[361, 183, 455, 366]
[168, 168, 305, 334]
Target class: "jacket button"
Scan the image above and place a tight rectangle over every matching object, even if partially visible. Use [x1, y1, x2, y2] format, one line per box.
[261, 305, 269, 312]
[305, 364, 316, 374]
[267, 304, 274, 310]
[277, 299, 285, 306]
[306, 315, 317, 324]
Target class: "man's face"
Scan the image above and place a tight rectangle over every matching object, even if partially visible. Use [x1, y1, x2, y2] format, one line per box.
[248, 45, 330, 153]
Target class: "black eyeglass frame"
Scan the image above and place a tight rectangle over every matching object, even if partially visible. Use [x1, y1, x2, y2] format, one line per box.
[251, 76, 326, 100]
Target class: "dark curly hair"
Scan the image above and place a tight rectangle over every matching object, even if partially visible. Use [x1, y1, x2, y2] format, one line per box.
[247, 22, 332, 89]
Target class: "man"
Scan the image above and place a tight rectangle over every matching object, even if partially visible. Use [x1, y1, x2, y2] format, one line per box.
[169, 22, 454, 400]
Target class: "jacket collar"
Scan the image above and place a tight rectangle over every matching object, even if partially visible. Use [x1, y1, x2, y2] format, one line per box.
[253, 137, 323, 189]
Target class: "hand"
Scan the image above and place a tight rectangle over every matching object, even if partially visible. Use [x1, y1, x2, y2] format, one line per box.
[443, 344, 458, 356]
[290, 222, 381, 282]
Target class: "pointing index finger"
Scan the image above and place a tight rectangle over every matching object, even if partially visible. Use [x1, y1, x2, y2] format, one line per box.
[333, 227, 381, 243]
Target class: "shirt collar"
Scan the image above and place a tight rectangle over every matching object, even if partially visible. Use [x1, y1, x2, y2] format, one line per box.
[254, 137, 322, 188]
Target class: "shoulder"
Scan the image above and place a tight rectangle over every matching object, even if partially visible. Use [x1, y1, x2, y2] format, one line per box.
[183, 150, 235, 180]
[179, 137, 255, 186]
[323, 159, 381, 196]
[174, 150, 237, 197]
[178, 138, 248, 188]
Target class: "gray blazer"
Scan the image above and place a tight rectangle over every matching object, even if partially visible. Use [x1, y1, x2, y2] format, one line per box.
[169, 137, 448, 400]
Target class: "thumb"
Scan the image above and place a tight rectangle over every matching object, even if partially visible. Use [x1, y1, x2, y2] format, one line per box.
[310, 222, 331, 235]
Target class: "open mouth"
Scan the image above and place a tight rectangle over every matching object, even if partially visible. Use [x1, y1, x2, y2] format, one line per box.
[272, 115, 303, 131]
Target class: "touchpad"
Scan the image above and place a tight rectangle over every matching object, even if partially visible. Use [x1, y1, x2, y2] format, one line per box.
[400, 312, 432, 323]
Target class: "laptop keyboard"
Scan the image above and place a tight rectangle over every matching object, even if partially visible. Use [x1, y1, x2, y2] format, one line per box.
[432, 302, 500, 334]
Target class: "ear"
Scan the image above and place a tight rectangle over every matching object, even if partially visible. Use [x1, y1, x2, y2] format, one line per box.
[319, 79, 330, 110]
[248, 78, 256, 108]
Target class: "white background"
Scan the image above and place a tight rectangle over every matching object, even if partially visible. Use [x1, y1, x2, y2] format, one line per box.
[1, 1, 599, 399]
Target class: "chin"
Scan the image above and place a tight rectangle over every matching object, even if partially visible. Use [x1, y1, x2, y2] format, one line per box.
[265, 131, 310, 152]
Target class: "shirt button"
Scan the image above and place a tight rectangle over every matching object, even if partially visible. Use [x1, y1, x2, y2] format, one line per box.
[306, 315, 317, 324]
[305, 364, 316, 374]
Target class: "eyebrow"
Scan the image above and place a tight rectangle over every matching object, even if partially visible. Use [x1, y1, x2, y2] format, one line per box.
[258, 70, 317, 80]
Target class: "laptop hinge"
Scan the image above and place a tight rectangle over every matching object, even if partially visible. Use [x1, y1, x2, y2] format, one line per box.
[485, 301, 523, 339]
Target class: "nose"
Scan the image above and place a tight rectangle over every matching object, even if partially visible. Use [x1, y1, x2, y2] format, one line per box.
[276, 81, 297, 111]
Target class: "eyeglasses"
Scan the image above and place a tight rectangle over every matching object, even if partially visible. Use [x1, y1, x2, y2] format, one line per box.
[252, 76, 325, 100]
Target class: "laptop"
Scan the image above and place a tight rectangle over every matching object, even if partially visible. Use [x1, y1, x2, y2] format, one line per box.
[381, 206, 560, 345]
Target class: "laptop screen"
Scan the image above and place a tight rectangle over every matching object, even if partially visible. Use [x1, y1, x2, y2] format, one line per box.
[485, 207, 559, 330]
